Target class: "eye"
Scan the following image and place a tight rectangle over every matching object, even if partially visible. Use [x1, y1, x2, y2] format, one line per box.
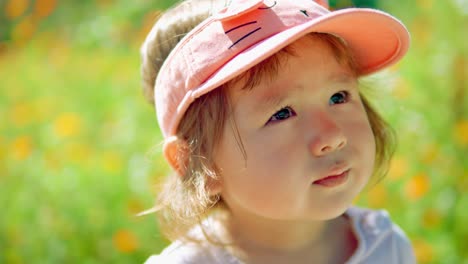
[266, 106, 296, 124]
[329, 91, 350, 105]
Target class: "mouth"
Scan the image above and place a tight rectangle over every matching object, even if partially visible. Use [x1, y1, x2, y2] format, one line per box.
[313, 168, 350, 187]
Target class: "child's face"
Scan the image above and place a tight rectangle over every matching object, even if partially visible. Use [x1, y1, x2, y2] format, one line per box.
[214, 36, 376, 221]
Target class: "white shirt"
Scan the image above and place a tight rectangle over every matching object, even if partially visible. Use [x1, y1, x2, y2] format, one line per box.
[145, 207, 416, 264]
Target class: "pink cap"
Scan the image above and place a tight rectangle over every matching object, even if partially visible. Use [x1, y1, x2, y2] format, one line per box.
[154, 0, 410, 138]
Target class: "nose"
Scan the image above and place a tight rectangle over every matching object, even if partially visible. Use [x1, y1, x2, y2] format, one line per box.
[308, 112, 347, 156]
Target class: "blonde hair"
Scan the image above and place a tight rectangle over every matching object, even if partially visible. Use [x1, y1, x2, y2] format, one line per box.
[141, 0, 396, 242]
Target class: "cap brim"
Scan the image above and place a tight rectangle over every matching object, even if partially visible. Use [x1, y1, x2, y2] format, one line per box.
[192, 8, 410, 100]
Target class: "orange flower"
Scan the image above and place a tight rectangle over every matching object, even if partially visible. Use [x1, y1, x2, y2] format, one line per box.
[113, 229, 138, 253]
[405, 173, 430, 201]
[454, 119, 468, 146]
[11, 15, 37, 44]
[11, 135, 33, 160]
[137, 11, 162, 44]
[413, 239, 435, 264]
[5, 0, 29, 20]
[33, 0, 56, 19]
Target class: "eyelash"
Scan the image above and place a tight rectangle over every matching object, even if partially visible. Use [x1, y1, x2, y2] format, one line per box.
[329, 90, 351, 105]
[266, 105, 296, 124]
[265, 90, 351, 125]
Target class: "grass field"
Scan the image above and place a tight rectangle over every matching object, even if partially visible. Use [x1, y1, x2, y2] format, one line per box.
[1, 0, 467, 263]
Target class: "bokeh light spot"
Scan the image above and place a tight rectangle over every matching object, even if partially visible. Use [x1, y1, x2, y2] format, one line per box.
[113, 229, 138, 253]
[33, 0, 57, 19]
[11, 135, 33, 160]
[405, 173, 431, 201]
[53, 112, 82, 139]
[5, 0, 29, 20]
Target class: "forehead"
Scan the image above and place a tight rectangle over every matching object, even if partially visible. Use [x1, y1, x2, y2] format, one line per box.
[226, 33, 356, 94]
[224, 33, 357, 94]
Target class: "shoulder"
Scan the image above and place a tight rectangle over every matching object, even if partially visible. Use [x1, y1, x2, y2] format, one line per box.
[144, 240, 234, 264]
[144, 241, 206, 264]
[347, 206, 416, 264]
[144, 241, 186, 264]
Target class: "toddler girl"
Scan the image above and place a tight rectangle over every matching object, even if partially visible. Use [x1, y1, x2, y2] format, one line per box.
[141, 0, 415, 263]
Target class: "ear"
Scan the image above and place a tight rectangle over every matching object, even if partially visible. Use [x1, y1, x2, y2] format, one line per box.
[163, 136, 189, 177]
[206, 174, 223, 197]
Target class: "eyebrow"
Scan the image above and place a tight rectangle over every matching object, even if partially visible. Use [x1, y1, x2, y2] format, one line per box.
[255, 85, 302, 114]
[329, 72, 357, 84]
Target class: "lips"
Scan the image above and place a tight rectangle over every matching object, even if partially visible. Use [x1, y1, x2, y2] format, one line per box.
[313, 165, 350, 187]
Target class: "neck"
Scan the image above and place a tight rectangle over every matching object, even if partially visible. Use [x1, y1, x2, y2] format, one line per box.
[219, 209, 351, 261]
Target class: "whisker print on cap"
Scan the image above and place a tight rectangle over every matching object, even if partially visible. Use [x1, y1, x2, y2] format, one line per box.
[225, 21, 258, 34]
[225, 21, 262, 49]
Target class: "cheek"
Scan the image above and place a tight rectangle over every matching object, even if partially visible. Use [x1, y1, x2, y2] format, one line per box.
[353, 112, 377, 170]
[241, 130, 306, 189]
[355, 101, 376, 148]
[364, 127, 377, 166]
[342, 104, 376, 161]
[215, 127, 299, 205]
[217, 135, 289, 188]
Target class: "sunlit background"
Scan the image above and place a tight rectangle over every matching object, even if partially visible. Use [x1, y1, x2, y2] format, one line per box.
[0, 0, 466, 263]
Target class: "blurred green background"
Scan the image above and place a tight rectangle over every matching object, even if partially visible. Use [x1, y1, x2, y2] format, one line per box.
[0, 0, 466, 263]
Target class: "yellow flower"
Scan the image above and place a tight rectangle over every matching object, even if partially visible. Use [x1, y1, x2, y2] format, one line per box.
[421, 144, 439, 164]
[366, 184, 388, 208]
[454, 119, 468, 146]
[102, 151, 123, 173]
[411, 17, 431, 46]
[11, 135, 33, 160]
[391, 77, 410, 100]
[413, 239, 434, 264]
[457, 171, 468, 193]
[422, 208, 442, 229]
[11, 103, 33, 126]
[44, 152, 61, 171]
[97, 0, 113, 9]
[388, 156, 409, 180]
[53, 112, 82, 139]
[113, 230, 138, 253]
[0, 137, 5, 165]
[405, 173, 430, 201]
[416, 0, 433, 10]
[65, 142, 91, 164]
[127, 199, 144, 215]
